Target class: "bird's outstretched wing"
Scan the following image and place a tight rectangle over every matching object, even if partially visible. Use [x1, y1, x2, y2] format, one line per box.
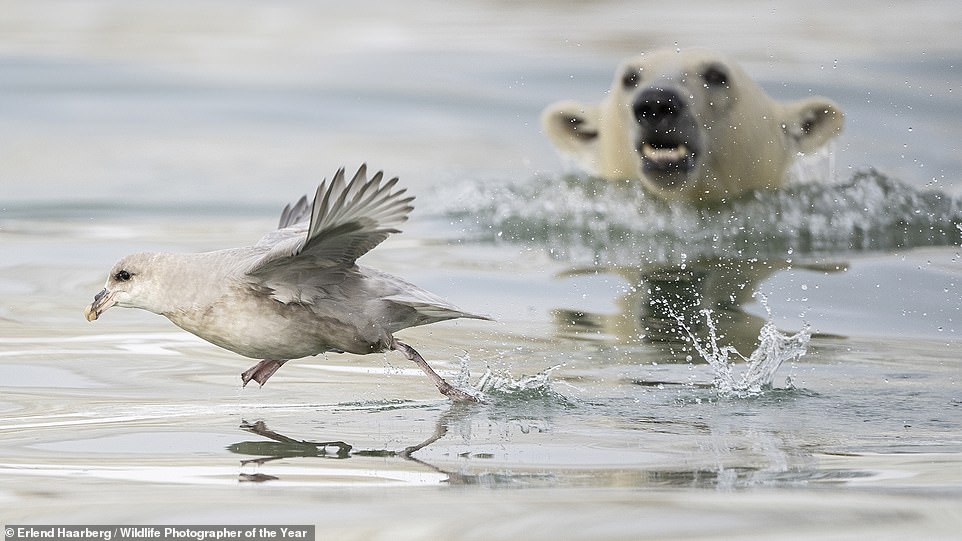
[245, 164, 414, 276]
[276, 194, 311, 229]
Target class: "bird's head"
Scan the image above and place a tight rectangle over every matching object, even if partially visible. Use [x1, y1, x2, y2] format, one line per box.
[84, 252, 162, 321]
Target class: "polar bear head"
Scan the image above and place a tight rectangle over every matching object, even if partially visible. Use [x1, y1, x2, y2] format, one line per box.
[542, 48, 844, 203]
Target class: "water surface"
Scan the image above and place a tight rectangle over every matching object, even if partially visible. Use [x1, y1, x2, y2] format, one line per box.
[1, 2, 961, 539]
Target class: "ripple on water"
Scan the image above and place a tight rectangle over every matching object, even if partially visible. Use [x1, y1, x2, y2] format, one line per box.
[0, 364, 103, 388]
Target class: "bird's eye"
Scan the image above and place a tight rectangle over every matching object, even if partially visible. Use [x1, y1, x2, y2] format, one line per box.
[701, 65, 729, 88]
[114, 270, 132, 282]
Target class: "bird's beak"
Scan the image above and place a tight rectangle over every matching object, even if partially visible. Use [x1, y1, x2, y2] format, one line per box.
[83, 288, 116, 321]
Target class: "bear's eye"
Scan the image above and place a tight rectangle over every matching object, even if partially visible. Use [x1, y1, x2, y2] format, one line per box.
[114, 270, 132, 282]
[701, 65, 729, 88]
[621, 69, 641, 88]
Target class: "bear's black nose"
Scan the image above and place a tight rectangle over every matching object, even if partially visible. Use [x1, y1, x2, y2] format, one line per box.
[632, 88, 686, 127]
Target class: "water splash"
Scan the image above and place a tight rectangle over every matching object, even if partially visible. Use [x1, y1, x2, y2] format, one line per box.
[473, 364, 562, 396]
[433, 169, 962, 266]
[672, 302, 810, 398]
[455, 355, 563, 400]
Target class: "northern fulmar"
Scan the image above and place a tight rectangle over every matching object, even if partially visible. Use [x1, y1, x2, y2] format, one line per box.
[83, 165, 488, 402]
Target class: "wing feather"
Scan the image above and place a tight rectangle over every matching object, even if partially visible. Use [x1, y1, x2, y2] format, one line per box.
[246, 164, 413, 276]
[277, 195, 310, 229]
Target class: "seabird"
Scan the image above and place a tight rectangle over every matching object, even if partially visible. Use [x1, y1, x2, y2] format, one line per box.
[83, 165, 488, 402]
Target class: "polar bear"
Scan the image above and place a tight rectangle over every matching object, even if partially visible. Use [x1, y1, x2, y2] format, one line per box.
[541, 48, 844, 203]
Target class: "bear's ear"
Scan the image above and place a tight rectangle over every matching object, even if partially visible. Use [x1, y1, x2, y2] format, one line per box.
[781, 98, 844, 154]
[541, 100, 601, 168]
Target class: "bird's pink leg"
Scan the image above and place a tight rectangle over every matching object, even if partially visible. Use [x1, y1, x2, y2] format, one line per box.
[241, 359, 289, 387]
[392, 340, 481, 403]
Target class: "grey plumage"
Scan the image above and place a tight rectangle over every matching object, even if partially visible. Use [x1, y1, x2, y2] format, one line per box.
[84, 165, 488, 401]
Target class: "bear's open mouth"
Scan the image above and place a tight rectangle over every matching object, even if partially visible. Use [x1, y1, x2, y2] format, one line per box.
[639, 141, 697, 176]
[633, 106, 702, 189]
[641, 143, 692, 168]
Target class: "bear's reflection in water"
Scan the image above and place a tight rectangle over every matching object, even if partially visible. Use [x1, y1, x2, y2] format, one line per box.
[553, 258, 844, 359]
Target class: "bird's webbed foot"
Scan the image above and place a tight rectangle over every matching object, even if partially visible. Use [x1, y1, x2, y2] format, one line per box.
[241, 359, 289, 387]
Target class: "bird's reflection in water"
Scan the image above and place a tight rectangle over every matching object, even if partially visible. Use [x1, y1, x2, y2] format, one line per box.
[229, 402, 551, 485]
[232, 420, 355, 466]
[228, 404, 841, 490]
[555, 257, 844, 357]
